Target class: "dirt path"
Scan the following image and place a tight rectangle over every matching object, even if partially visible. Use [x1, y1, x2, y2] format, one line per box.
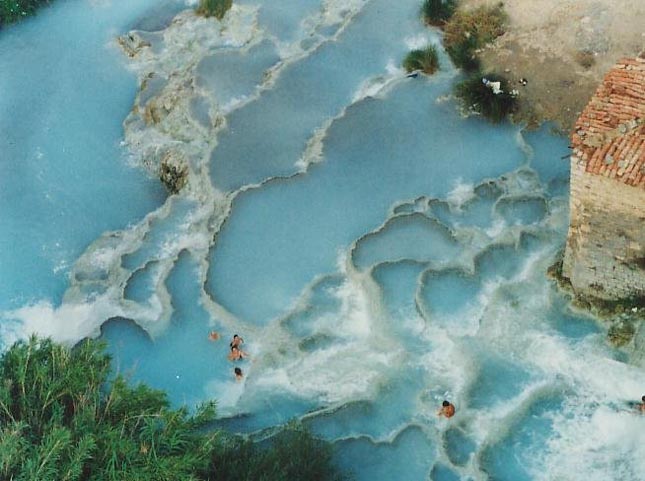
[462, 0, 645, 131]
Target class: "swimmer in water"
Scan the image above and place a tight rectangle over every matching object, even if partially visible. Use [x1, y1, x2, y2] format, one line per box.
[229, 334, 244, 349]
[228, 345, 248, 361]
[234, 367, 243, 381]
[208, 331, 220, 341]
[639, 395, 645, 413]
[438, 400, 455, 418]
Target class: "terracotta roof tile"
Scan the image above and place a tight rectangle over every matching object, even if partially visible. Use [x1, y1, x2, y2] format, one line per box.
[572, 58, 645, 188]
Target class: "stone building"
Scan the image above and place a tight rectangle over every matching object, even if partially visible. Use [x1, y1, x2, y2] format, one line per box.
[562, 57, 645, 302]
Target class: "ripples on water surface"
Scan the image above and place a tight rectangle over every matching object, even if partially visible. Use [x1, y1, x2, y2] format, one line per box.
[1, 1, 644, 480]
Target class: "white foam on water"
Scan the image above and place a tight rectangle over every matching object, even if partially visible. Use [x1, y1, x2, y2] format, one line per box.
[433, 301, 486, 338]
[154, 204, 216, 259]
[385, 58, 401, 76]
[404, 33, 433, 50]
[1, 297, 124, 346]
[158, 230, 211, 259]
[397, 311, 427, 338]
[418, 325, 473, 413]
[515, 248, 550, 282]
[220, 94, 250, 114]
[258, 343, 394, 405]
[525, 333, 644, 403]
[239, 258, 399, 406]
[0, 278, 176, 347]
[351, 70, 401, 104]
[204, 376, 246, 413]
[446, 179, 476, 212]
[485, 218, 514, 242]
[535, 405, 645, 481]
[468, 381, 555, 446]
[333, 276, 375, 338]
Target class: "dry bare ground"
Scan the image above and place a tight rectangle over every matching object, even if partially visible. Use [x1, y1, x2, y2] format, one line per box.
[462, 0, 645, 130]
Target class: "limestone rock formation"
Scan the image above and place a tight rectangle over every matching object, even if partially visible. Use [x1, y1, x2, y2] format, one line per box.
[562, 57, 645, 302]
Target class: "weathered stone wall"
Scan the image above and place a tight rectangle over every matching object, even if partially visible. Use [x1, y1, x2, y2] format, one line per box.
[563, 158, 645, 300]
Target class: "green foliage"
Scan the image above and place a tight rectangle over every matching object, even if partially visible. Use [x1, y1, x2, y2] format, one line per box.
[421, 0, 456, 25]
[402, 46, 440, 75]
[444, 34, 481, 72]
[196, 0, 232, 20]
[454, 72, 517, 123]
[213, 423, 348, 481]
[0, 336, 349, 481]
[0, 336, 217, 481]
[0, 0, 51, 26]
[443, 3, 507, 71]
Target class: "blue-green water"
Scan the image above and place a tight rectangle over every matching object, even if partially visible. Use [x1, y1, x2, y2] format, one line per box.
[1, 1, 644, 480]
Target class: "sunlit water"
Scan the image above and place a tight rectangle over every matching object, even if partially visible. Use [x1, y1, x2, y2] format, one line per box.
[1, 1, 644, 480]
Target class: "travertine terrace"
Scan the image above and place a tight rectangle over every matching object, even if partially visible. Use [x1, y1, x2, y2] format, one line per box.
[563, 57, 645, 301]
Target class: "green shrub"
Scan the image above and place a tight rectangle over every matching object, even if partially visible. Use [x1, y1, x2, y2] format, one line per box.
[196, 0, 232, 20]
[0, 336, 217, 480]
[402, 46, 440, 74]
[0, 0, 51, 26]
[443, 3, 507, 71]
[421, 0, 456, 25]
[445, 34, 481, 72]
[212, 422, 348, 480]
[454, 72, 517, 123]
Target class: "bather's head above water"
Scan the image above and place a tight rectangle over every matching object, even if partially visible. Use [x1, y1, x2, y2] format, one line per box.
[230, 334, 244, 349]
[439, 400, 455, 418]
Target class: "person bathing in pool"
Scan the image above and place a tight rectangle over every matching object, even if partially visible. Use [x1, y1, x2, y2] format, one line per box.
[229, 334, 244, 349]
[639, 395, 645, 413]
[438, 400, 455, 418]
[228, 345, 249, 361]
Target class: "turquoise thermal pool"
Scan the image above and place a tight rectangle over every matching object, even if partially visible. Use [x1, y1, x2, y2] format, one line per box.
[1, 1, 644, 480]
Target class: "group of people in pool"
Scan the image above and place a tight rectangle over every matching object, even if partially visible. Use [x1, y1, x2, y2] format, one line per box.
[208, 331, 249, 381]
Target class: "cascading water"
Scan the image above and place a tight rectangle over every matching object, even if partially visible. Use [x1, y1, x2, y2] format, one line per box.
[1, 0, 644, 480]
